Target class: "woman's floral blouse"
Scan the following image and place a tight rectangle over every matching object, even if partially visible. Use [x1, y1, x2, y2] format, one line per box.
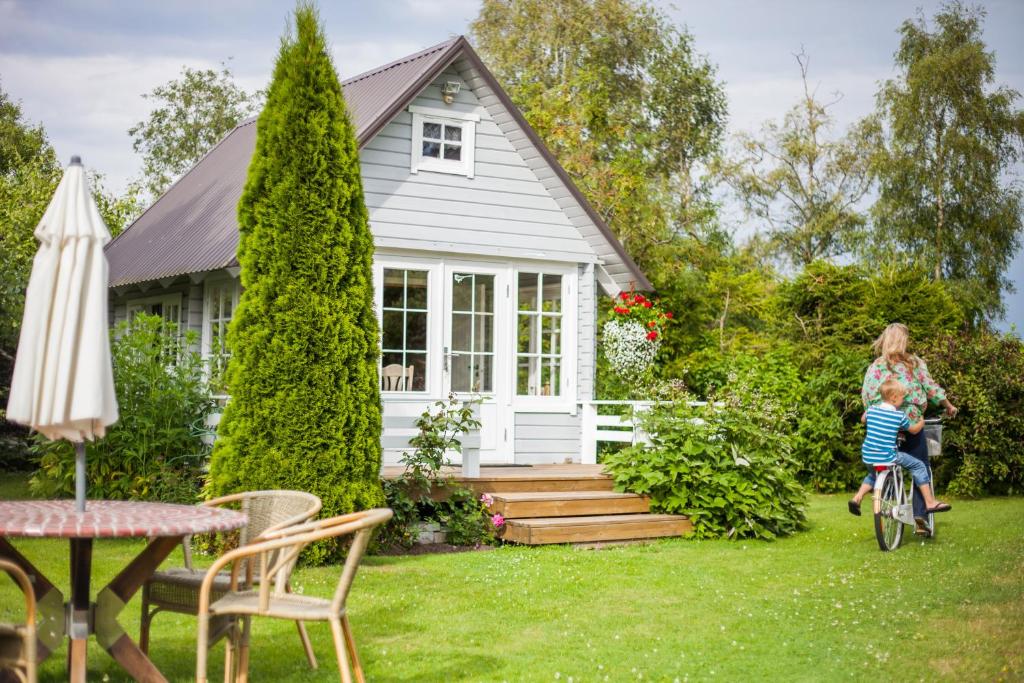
[861, 356, 947, 422]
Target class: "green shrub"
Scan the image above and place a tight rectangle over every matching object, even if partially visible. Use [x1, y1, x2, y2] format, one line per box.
[30, 314, 212, 502]
[917, 329, 1024, 496]
[604, 376, 808, 540]
[206, 7, 384, 563]
[379, 396, 498, 549]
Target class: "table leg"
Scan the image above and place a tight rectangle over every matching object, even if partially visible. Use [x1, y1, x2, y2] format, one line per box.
[94, 535, 181, 683]
[0, 537, 65, 662]
[68, 538, 92, 683]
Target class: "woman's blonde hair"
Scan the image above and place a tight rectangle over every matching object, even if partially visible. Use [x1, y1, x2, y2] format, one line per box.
[872, 323, 918, 370]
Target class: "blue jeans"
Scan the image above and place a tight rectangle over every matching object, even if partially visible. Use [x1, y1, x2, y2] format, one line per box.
[862, 450, 932, 490]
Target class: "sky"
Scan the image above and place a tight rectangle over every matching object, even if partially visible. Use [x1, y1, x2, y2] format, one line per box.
[1, 0, 1021, 332]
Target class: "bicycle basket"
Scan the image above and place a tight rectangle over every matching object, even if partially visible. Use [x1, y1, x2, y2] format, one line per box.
[924, 420, 942, 458]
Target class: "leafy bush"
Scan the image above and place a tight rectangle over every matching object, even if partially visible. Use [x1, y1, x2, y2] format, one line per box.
[604, 376, 808, 540]
[379, 396, 499, 549]
[31, 314, 213, 502]
[917, 329, 1024, 496]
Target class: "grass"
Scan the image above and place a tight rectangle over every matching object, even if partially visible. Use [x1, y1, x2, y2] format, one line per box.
[1, 471, 1022, 682]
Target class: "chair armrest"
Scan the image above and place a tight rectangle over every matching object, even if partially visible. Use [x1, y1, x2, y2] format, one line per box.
[0, 559, 36, 628]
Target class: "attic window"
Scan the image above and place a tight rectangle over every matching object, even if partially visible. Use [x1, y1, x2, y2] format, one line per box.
[409, 105, 478, 178]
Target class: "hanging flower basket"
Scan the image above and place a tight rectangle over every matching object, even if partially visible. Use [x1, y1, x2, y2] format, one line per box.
[602, 291, 672, 381]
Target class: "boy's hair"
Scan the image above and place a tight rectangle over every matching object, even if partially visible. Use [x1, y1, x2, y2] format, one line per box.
[880, 379, 906, 403]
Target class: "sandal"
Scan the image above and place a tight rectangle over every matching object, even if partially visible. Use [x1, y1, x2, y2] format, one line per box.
[926, 502, 952, 513]
[848, 500, 861, 516]
[914, 517, 930, 536]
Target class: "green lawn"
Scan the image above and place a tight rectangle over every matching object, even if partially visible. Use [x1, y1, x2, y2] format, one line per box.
[1, 472, 1022, 682]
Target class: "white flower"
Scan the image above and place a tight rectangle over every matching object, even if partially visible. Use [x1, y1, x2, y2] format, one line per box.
[603, 320, 660, 380]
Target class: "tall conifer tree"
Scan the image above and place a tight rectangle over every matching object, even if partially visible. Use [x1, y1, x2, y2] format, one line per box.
[208, 4, 383, 561]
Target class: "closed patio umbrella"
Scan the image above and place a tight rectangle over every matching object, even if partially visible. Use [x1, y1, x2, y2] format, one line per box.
[6, 156, 118, 512]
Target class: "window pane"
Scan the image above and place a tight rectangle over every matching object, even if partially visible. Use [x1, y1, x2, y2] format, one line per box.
[451, 313, 473, 352]
[422, 141, 440, 158]
[474, 313, 493, 352]
[542, 360, 561, 396]
[476, 354, 494, 392]
[444, 125, 462, 142]
[542, 274, 562, 312]
[381, 353, 406, 391]
[406, 270, 428, 309]
[452, 273, 473, 311]
[382, 310, 404, 349]
[542, 316, 560, 355]
[451, 353, 472, 392]
[221, 289, 233, 318]
[517, 313, 536, 354]
[406, 353, 427, 391]
[406, 311, 427, 350]
[423, 122, 442, 139]
[443, 144, 461, 161]
[382, 269, 405, 308]
[518, 273, 538, 311]
[517, 358, 532, 395]
[475, 275, 494, 313]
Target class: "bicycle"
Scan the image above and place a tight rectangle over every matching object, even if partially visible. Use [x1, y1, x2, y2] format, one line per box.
[872, 418, 943, 551]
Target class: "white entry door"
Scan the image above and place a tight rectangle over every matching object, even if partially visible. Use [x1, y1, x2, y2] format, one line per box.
[443, 264, 513, 462]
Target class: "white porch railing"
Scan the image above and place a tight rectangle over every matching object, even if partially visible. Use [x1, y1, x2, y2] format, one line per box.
[579, 400, 656, 465]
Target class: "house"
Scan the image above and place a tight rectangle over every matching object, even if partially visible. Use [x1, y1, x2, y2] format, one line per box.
[105, 36, 651, 467]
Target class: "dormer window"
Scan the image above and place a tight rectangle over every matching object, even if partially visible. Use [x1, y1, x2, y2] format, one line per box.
[409, 105, 478, 178]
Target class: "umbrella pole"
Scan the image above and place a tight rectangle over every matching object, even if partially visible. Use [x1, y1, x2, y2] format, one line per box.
[75, 442, 87, 513]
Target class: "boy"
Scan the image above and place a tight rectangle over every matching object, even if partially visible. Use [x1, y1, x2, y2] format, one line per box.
[848, 378, 951, 516]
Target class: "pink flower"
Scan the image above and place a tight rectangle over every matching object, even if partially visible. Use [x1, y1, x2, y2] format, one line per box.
[491, 513, 505, 528]
[480, 493, 494, 506]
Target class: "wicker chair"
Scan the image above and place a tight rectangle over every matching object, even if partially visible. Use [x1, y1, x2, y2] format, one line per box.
[0, 559, 36, 683]
[196, 508, 392, 683]
[141, 490, 322, 668]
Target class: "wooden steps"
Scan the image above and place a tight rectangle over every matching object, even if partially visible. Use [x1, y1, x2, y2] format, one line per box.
[489, 491, 650, 518]
[501, 513, 693, 545]
[471, 466, 691, 546]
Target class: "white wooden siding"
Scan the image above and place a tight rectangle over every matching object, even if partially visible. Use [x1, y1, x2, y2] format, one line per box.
[514, 412, 581, 464]
[577, 263, 596, 402]
[360, 68, 599, 265]
[452, 57, 639, 293]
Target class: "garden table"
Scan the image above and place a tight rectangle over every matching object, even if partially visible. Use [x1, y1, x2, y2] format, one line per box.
[0, 500, 245, 683]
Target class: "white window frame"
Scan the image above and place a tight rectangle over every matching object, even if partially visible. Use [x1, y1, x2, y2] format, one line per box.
[376, 264, 435, 395]
[201, 277, 241, 358]
[373, 257, 443, 398]
[409, 105, 478, 178]
[126, 293, 183, 326]
[511, 263, 577, 412]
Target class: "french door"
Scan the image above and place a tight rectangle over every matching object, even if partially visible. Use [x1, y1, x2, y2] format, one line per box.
[443, 264, 513, 462]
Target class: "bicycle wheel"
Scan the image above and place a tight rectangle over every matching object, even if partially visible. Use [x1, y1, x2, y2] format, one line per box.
[874, 470, 904, 551]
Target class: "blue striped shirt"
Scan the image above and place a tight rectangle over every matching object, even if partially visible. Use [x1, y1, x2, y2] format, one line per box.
[862, 404, 911, 464]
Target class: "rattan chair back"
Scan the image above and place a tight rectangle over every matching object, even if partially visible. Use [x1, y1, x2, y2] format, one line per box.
[0, 558, 36, 683]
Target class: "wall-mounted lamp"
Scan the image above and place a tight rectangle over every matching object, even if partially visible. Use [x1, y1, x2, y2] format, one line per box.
[441, 81, 461, 104]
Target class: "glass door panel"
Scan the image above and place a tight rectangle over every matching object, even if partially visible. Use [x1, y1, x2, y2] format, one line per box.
[448, 272, 494, 393]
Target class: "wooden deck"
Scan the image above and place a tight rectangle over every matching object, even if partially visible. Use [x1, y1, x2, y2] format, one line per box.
[381, 464, 691, 545]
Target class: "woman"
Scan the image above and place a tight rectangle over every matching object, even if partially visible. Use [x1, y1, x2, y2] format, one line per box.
[861, 323, 958, 533]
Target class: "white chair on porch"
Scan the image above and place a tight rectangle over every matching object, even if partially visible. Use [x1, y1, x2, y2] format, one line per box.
[381, 364, 414, 391]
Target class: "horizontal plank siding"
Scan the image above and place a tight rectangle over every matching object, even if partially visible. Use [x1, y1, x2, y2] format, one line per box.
[514, 412, 580, 464]
[360, 66, 597, 265]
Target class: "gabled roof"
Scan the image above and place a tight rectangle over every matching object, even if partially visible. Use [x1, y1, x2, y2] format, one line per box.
[107, 36, 650, 291]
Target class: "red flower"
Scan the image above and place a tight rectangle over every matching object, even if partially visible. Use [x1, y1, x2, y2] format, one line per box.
[646, 331, 658, 340]
[665, 311, 674, 319]
[648, 321, 657, 328]
[635, 295, 646, 303]
[643, 301, 652, 308]
[620, 292, 630, 301]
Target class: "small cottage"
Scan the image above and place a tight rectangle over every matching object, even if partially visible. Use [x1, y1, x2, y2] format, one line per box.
[105, 36, 650, 466]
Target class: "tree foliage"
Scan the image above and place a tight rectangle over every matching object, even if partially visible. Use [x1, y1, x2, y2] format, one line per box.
[719, 52, 877, 268]
[206, 5, 383, 563]
[471, 0, 728, 282]
[871, 1, 1024, 320]
[129, 63, 260, 198]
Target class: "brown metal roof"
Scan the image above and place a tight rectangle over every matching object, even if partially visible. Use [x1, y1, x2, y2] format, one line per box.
[107, 36, 649, 290]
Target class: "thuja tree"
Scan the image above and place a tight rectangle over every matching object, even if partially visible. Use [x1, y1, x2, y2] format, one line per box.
[207, 5, 383, 562]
